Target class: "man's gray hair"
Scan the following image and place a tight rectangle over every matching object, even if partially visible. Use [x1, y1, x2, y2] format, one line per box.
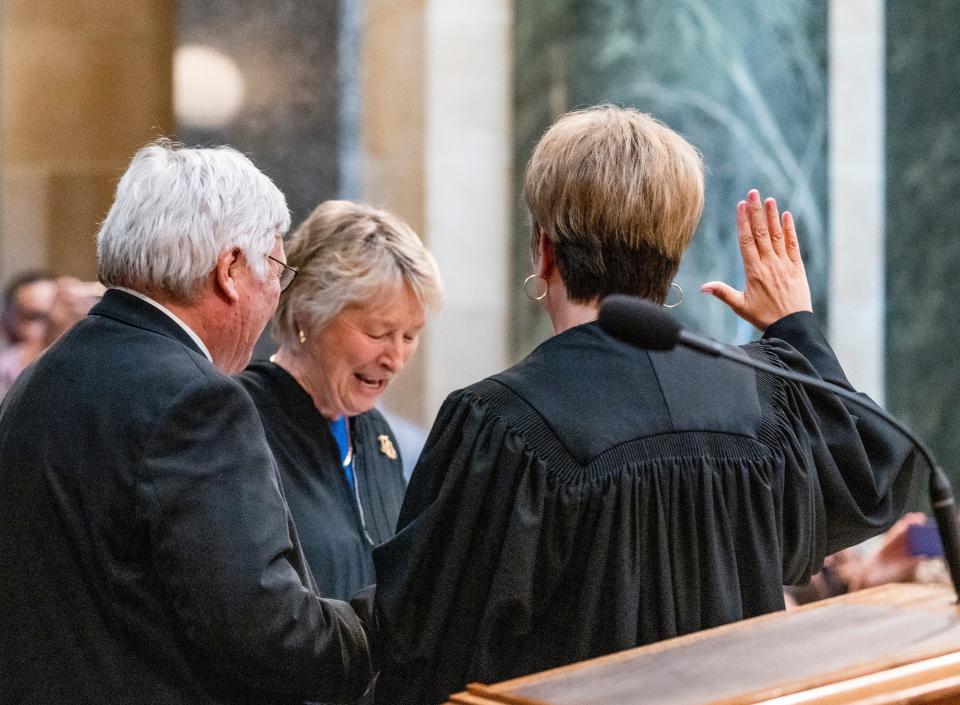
[96, 140, 291, 301]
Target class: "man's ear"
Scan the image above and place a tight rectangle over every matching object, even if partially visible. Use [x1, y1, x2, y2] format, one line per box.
[214, 248, 242, 303]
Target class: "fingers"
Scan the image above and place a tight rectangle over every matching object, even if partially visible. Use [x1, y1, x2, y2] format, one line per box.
[723, 191, 811, 329]
[735, 200, 760, 269]
[764, 197, 787, 256]
[744, 190, 801, 262]
[700, 281, 745, 316]
[782, 211, 803, 263]
[746, 190, 774, 255]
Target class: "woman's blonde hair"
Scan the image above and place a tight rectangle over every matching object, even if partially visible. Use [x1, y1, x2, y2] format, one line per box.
[273, 200, 442, 348]
[523, 104, 704, 303]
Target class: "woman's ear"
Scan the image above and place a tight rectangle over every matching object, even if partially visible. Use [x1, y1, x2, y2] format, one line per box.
[535, 231, 556, 280]
[214, 248, 242, 303]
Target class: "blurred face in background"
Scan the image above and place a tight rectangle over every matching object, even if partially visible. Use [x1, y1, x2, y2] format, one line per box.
[4, 279, 57, 346]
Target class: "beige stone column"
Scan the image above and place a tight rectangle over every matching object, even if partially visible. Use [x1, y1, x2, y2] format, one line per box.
[362, 0, 429, 426]
[364, 0, 512, 426]
[829, 0, 885, 401]
[1, 1, 174, 284]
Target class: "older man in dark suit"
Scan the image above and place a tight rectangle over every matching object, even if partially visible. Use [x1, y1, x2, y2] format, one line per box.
[0, 143, 373, 704]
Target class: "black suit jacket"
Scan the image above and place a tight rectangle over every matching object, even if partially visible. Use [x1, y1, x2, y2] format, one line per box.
[0, 290, 371, 705]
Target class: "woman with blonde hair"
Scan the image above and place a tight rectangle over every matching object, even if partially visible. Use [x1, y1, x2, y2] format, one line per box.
[372, 105, 917, 704]
[238, 200, 441, 602]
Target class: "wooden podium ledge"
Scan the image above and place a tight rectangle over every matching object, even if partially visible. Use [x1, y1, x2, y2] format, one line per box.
[447, 583, 960, 705]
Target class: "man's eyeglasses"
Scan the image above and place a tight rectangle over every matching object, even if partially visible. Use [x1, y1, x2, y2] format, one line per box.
[266, 254, 299, 292]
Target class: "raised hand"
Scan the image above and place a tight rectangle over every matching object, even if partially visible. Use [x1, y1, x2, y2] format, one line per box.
[700, 189, 812, 330]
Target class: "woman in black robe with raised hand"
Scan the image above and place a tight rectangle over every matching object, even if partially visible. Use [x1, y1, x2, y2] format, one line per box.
[373, 104, 918, 705]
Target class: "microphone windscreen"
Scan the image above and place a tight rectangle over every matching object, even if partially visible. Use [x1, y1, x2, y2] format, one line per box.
[598, 294, 681, 351]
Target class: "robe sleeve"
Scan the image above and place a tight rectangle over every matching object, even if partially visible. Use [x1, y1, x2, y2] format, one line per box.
[757, 311, 920, 573]
[373, 390, 546, 705]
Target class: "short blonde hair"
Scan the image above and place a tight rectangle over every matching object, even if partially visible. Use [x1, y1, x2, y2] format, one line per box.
[273, 200, 442, 348]
[523, 105, 704, 303]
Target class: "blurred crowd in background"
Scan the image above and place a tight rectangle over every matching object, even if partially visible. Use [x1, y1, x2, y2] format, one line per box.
[0, 272, 102, 398]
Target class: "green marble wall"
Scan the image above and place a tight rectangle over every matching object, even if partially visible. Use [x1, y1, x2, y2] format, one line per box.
[512, 0, 829, 358]
[886, 0, 960, 489]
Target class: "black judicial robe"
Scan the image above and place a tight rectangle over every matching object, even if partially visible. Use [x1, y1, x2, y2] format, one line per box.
[238, 361, 406, 601]
[372, 312, 918, 705]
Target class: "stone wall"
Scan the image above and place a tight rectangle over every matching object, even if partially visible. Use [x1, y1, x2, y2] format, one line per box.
[1, 0, 173, 284]
[176, 0, 342, 229]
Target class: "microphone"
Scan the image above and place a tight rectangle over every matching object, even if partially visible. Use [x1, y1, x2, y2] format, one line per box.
[598, 293, 960, 602]
[599, 294, 729, 357]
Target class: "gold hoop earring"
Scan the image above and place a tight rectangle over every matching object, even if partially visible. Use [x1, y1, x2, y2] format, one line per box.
[298, 329, 307, 344]
[663, 282, 684, 309]
[523, 274, 549, 301]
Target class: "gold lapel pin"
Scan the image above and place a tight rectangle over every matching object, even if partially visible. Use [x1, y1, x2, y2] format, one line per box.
[378, 434, 398, 460]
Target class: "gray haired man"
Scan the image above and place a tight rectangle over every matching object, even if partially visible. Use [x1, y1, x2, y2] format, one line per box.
[0, 142, 373, 704]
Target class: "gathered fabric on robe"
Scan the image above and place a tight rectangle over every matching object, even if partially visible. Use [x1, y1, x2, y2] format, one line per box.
[238, 361, 406, 602]
[372, 312, 919, 705]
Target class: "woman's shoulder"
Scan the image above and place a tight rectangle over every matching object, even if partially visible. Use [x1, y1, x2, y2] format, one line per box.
[355, 406, 392, 433]
[235, 359, 272, 389]
[440, 321, 772, 469]
[235, 360, 306, 408]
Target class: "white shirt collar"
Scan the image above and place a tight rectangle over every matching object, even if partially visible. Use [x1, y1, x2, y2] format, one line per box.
[112, 287, 213, 363]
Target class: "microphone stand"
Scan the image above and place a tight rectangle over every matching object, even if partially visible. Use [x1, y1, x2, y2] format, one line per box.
[684, 333, 960, 603]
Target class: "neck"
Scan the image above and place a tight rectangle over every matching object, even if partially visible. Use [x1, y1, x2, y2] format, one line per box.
[153, 291, 246, 375]
[270, 346, 338, 420]
[547, 301, 599, 334]
[541, 278, 599, 335]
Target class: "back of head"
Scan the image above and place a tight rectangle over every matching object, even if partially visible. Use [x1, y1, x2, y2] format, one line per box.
[96, 140, 291, 303]
[523, 105, 704, 304]
[273, 200, 442, 349]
